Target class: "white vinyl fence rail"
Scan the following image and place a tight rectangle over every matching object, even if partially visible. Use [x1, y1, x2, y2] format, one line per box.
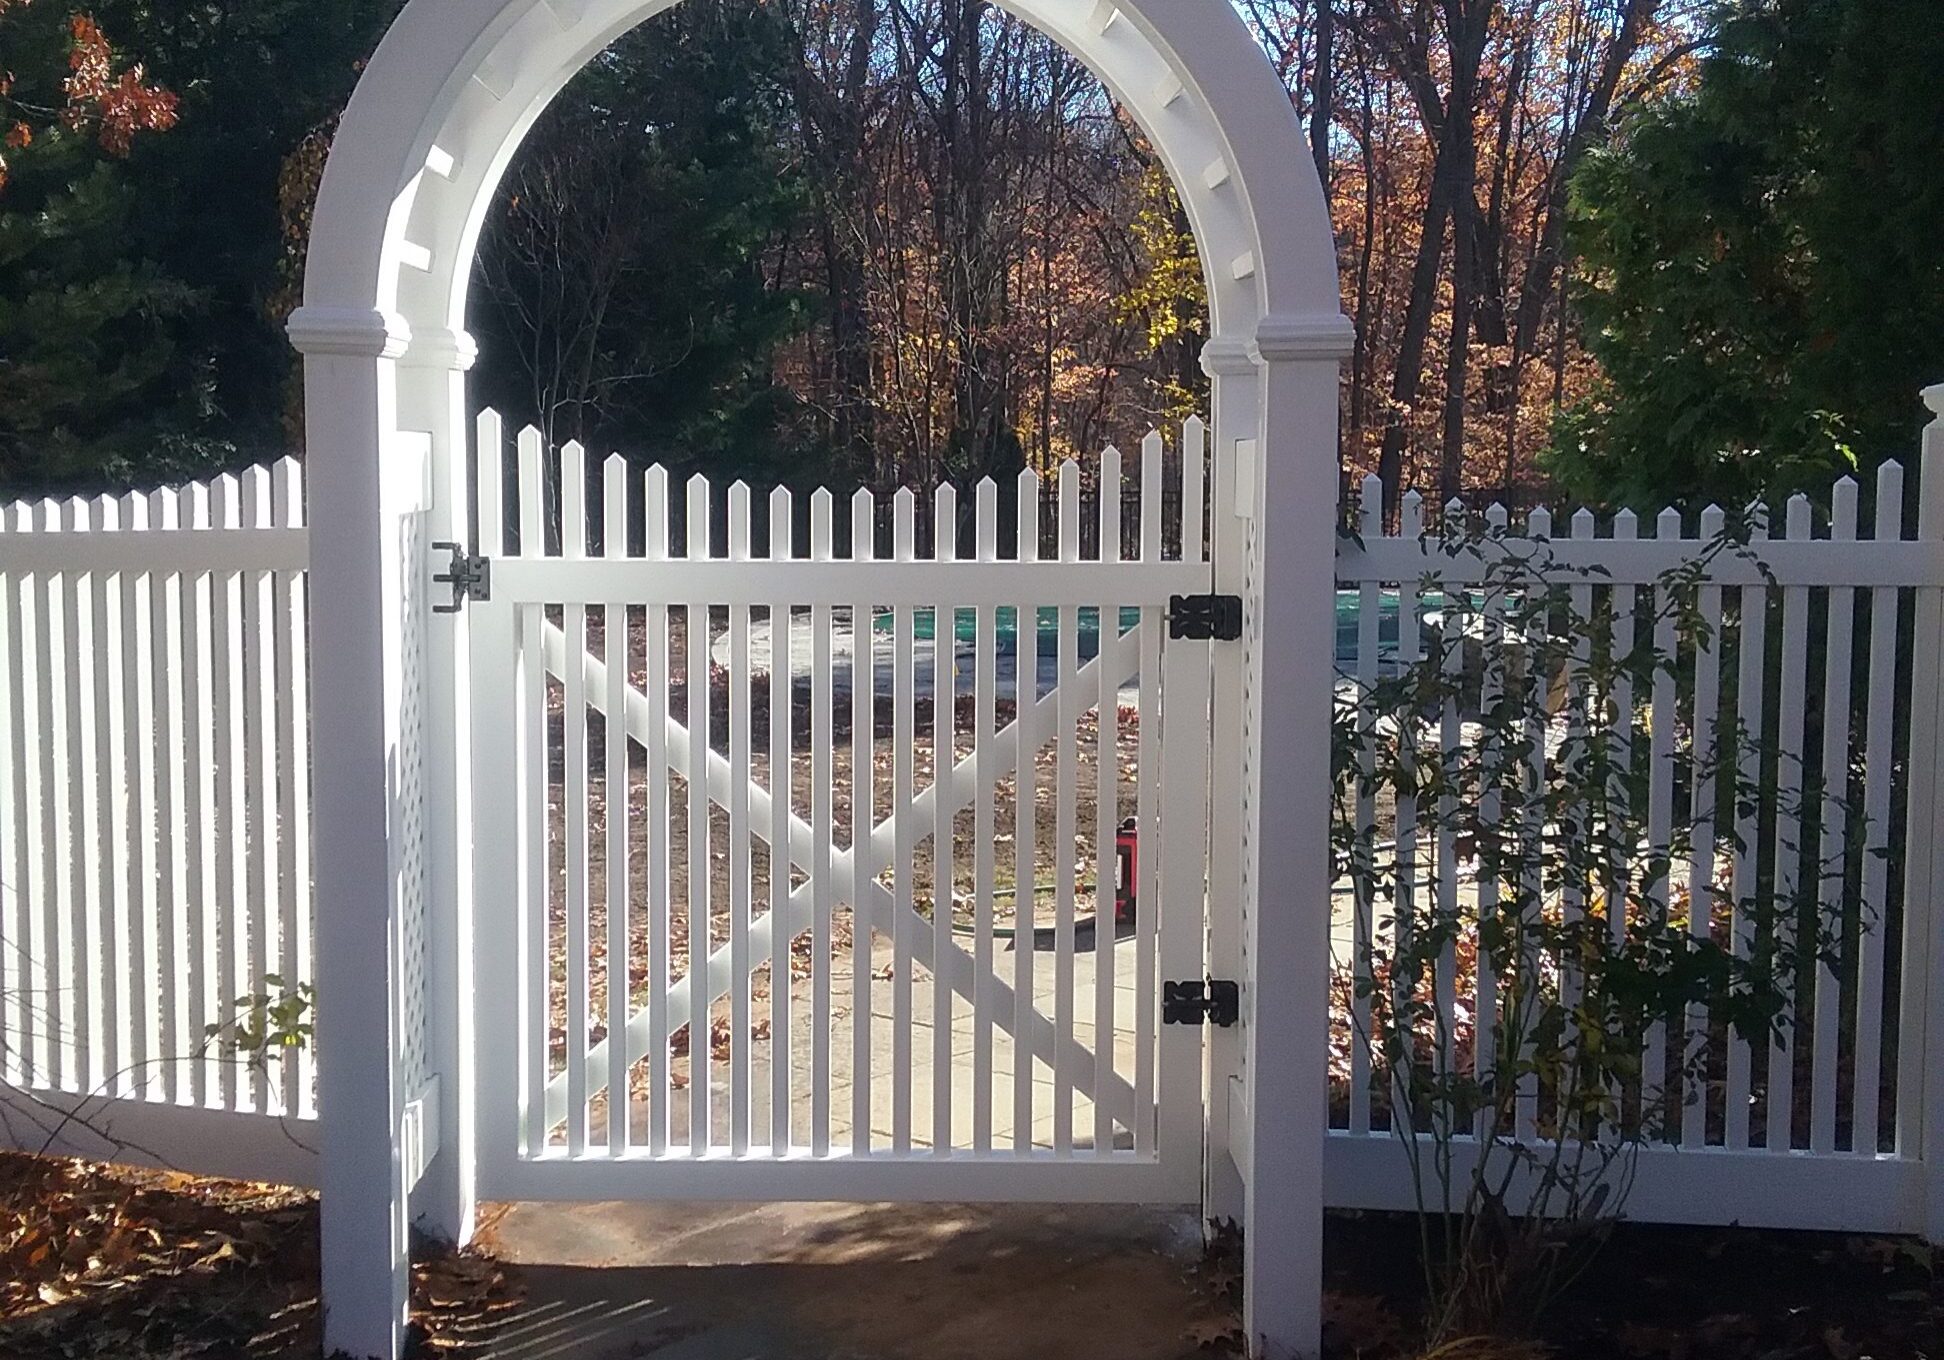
[2, 410, 1942, 1240]
[0, 463, 316, 1185]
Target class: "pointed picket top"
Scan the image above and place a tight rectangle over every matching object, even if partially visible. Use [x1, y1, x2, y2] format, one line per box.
[726, 481, 751, 561]
[121, 485, 150, 533]
[767, 483, 791, 560]
[1657, 505, 1683, 541]
[1140, 436, 1164, 562]
[686, 472, 711, 559]
[976, 477, 999, 561]
[931, 482, 956, 563]
[1785, 492, 1812, 538]
[1831, 477, 1859, 539]
[63, 494, 92, 535]
[1058, 460, 1082, 563]
[1873, 464, 1904, 542]
[1485, 502, 1508, 532]
[1613, 507, 1637, 540]
[812, 486, 835, 561]
[242, 464, 273, 530]
[1528, 505, 1553, 540]
[893, 486, 918, 562]
[1016, 467, 1041, 562]
[93, 489, 121, 532]
[851, 486, 875, 562]
[146, 487, 174, 534]
[1700, 504, 1726, 539]
[1399, 488, 1423, 538]
[1572, 506, 1596, 539]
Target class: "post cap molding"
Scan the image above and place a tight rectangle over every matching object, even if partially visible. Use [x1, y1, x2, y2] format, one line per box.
[402, 327, 479, 372]
[1924, 383, 1944, 419]
[287, 306, 413, 360]
[1253, 312, 1356, 363]
[1201, 336, 1258, 378]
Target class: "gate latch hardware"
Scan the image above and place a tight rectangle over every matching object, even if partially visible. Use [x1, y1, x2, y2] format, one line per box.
[1168, 593, 1243, 642]
[432, 542, 492, 614]
[1163, 978, 1239, 1027]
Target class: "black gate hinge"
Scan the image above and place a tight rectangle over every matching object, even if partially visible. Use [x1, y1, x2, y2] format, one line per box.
[1163, 978, 1240, 1027]
[1168, 593, 1243, 642]
[432, 541, 492, 614]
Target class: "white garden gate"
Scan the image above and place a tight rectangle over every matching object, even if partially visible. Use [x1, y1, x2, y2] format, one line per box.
[467, 419, 1217, 1202]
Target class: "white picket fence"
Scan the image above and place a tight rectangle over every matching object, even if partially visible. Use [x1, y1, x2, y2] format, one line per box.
[1, 428, 1941, 1237]
[1330, 457, 1943, 1234]
[0, 464, 316, 1185]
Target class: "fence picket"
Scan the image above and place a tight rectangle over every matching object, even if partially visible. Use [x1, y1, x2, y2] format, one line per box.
[516, 429, 549, 1153]
[119, 492, 156, 1100]
[1013, 469, 1040, 1152]
[973, 477, 999, 1152]
[892, 488, 917, 1151]
[767, 483, 792, 1156]
[61, 498, 94, 1095]
[645, 465, 672, 1154]
[210, 478, 245, 1112]
[1646, 507, 1680, 1127]
[1392, 490, 1423, 1137]
[1436, 502, 1464, 1085]
[1476, 502, 1507, 1137]
[1768, 495, 1813, 1151]
[1811, 480, 1858, 1154]
[1350, 477, 1380, 1135]
[1095, 448, 1124, 1155]
[562, 447, 592, 1155]
[1854, 462, 1902, 1152]
[685, 472, 712, 1155]
[813, 488, 836, 1156]
[1726, 503, 1769, 1150]
[1, 507, 30, 1086]
[1054, 461, 1081, 1154]
[931, 484, 955, 1152]
[241, 469, 275, 1114]
[1685, 504, 1726, 1148]
[272, 461, 311, 1116]
[850, 487, 876, 1156]
[1517, 505, 1551, 1141]
[89, 495, 125, 1098]
[607, 455, 632, 1154]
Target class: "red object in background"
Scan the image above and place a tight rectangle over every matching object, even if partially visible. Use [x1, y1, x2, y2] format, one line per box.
[1114, 817, 1139, 923]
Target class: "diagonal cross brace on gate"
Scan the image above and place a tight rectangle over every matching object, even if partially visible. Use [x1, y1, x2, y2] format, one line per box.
[535, 617, 1148, 1136]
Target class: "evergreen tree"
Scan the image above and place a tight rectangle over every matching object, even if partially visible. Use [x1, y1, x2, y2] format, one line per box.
[1546, 0, 1944, 509]
[469, 1, 819, 485]
[0, 2, 191, 493]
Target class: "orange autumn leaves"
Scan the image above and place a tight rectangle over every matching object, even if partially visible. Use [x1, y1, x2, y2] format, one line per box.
[0, 0, 178, 193]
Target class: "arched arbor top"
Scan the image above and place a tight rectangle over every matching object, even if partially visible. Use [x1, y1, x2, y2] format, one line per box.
[290, 0, 1350, 367]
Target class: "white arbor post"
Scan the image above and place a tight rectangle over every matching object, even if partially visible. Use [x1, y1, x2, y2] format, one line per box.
[285, 309, 416, 1360]
[1240, 318, 1354, 1360]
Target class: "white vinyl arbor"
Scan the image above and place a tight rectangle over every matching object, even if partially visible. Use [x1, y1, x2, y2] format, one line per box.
[288, 2, 1350, 1357]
